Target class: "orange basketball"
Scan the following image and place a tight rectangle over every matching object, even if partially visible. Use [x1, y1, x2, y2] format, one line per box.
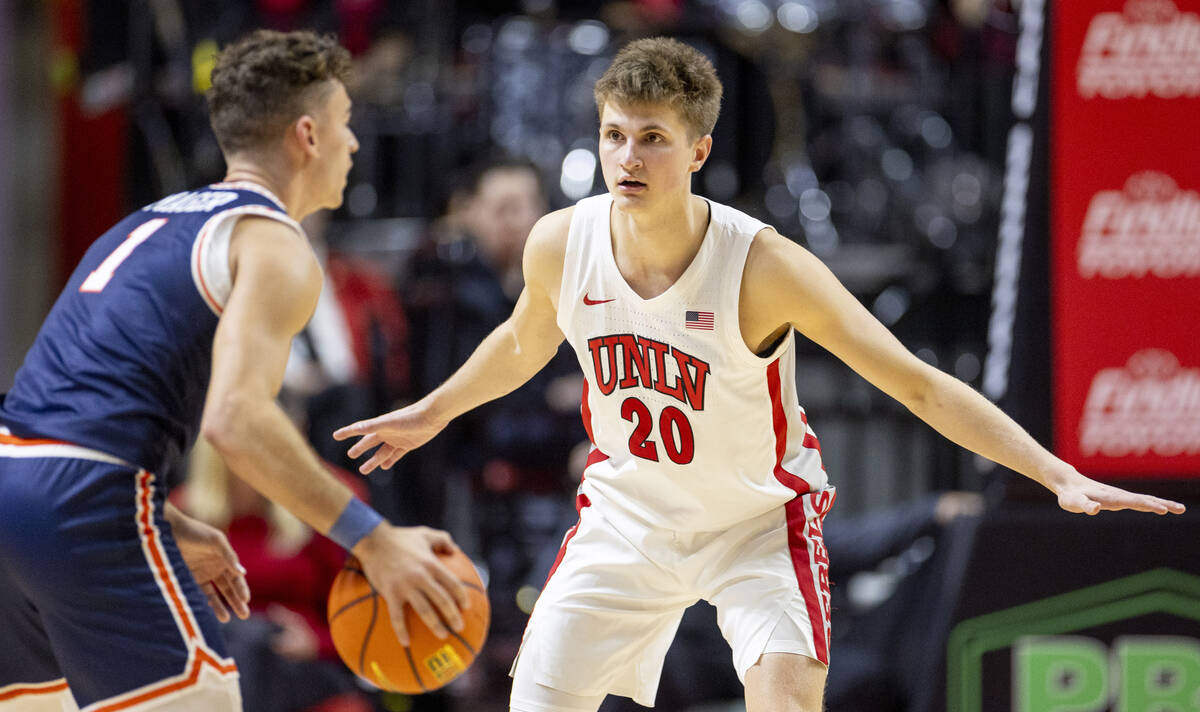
[327, 551, 490, 693]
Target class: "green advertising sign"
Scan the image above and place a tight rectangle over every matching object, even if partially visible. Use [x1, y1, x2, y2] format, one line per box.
[948, 569, 1200, 712]
[1013, 636, 1200, 711]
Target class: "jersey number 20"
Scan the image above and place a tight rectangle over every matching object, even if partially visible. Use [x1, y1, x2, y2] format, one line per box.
[621, 396, 695, 465]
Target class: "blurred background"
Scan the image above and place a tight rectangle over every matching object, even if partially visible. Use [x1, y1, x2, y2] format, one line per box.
[1, 1, 1197, 711]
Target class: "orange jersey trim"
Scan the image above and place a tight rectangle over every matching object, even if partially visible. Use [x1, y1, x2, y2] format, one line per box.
[191, 220, 223, 316]
[0, 679, 70, 702]
[0, 432, 67, 447]
[83, 471, 238, 711]
[86, 652, 236, 712]
[136, 469, 199, 641]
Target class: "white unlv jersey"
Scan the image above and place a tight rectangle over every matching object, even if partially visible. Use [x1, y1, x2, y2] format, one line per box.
[557, 194, 829, 532]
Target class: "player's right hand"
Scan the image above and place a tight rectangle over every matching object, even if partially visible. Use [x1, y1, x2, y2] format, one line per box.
[166, 504, 251, 623]
[352, 523, 470, 647]
[333, 402, 448, 475]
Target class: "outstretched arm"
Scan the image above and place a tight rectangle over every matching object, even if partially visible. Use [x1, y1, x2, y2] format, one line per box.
[201, 216, 469, 646]
[334, 208, 571, 473]
[743, 229, 1184, 516]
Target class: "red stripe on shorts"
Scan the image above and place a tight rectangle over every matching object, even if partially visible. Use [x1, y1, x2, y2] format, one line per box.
[767, 358, 831, 665]
[543, 490, 591, 587]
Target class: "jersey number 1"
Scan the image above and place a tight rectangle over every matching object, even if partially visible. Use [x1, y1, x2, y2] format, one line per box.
[79, 218, 169, 293]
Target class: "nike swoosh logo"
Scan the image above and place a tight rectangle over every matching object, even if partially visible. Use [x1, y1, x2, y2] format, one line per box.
[583, 293, 616, 306]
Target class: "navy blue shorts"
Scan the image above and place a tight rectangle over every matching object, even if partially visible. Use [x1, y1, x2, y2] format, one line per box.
[0, 435, 237, 709]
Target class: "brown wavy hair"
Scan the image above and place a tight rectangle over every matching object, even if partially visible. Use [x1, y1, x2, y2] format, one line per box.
[594, 37, 723, 138]
[206, 29, 352, 155]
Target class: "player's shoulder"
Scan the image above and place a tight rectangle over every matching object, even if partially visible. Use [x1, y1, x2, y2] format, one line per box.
[524, 205, 575, 261]
[230, 212, 304, 240]
[743, 225, 824, 298]
[228, 215, 320, 288]
[745, 225, 796, 268]
[530, 205, 575, 241]
[704, 198, 767, 234]
[520, 206, 575, 299]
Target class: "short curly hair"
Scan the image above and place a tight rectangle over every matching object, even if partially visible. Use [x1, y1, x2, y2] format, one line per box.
[206, 30, 352, 155]
[593, 37, 723, 138]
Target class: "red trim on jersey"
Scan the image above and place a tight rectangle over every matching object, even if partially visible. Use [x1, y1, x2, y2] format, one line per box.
[579, 379, 611, 471]
[766, 360, 813, 492]
[798, 411, 823, 454]
[543, 490, 591, 587]
[766, 359, 830, 665]
[580, 379, 596, 444]
[0, 679, 70, 702]
[554, 380, 607, 585]
[584, 448, 610, 471]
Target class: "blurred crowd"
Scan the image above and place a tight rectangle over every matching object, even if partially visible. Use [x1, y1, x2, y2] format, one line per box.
[43, 0, 1019, 709]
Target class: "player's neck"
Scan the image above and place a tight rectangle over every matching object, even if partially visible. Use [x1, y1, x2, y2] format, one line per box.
[223, 160, 307, 221]
[612, 193, 707, 252]
[610, 194, 709, 287]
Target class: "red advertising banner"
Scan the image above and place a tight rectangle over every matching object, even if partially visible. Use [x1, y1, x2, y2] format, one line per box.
[1052, 0, 1200, 476]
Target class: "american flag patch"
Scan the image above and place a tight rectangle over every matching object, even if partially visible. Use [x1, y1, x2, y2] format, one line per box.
[685, 310, 715, 330]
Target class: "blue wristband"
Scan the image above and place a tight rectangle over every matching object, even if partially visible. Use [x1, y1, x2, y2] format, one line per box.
[328, 497, 384, 552]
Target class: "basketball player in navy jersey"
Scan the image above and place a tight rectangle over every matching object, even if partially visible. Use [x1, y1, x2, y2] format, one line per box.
[0, 30, 467, 712]
[334, 39, 1185, 712]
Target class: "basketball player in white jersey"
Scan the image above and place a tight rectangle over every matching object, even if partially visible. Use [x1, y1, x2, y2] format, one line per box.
[335, 38, 1185, 712]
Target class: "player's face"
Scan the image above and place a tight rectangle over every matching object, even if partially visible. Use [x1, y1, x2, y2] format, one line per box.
[313, 81, 359, 210]
[598, 101, 710, 212]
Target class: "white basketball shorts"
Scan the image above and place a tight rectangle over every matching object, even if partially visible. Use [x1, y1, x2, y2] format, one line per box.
[510, 486, 836, 706]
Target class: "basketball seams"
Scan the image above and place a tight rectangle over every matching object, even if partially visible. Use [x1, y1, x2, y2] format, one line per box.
[327, 591, 376, 623]
[358, 594, 378, 678]
[446, 628, 478, 656]
[329, 552, 489, 693]
[403, 646, 428, 692]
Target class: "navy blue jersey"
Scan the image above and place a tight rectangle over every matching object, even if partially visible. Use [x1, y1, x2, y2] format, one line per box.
[0, 183, 301, 475]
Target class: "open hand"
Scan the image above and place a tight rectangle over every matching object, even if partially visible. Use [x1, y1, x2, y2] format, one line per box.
[1054, 473, 1186, 516]
[166, 504, 251, 622]
[333, 403, 447, 475]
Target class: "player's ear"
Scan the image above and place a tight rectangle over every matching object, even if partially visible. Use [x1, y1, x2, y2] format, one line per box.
[293, 115, 319, 157]
[689, 134, 713, 174]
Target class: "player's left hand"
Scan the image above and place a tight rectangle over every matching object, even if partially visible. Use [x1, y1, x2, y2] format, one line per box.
[165, 504, 252, 622]
[1053, 472, 1186, 515]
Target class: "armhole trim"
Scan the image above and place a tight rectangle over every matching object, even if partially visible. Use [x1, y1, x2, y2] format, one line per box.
[190, 206, 305, 316]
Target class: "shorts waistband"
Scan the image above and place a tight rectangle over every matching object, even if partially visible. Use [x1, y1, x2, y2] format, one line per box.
[0, 426, 133, 467]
